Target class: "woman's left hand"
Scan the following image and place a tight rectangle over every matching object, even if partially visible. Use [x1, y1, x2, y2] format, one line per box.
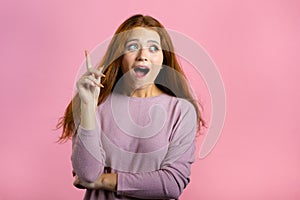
[73, 174, 118, 192]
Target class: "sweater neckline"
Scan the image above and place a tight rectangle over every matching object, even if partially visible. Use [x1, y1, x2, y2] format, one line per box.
[111, 92, 169, 102]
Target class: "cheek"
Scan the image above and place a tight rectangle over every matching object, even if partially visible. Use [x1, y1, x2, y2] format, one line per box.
[121, 55, 134, 73]
[151, 53, 163, 65]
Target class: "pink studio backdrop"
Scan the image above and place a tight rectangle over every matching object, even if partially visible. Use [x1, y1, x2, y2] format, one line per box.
[0, 0, 299, 199]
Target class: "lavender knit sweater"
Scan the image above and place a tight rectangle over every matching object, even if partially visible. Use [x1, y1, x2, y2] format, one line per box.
[72, 92, 197, 200]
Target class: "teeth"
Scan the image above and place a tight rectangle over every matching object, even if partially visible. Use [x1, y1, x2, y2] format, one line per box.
[136, 66, 147, 69]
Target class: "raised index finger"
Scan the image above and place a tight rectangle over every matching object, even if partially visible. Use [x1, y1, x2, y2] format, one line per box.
[84, 50, 92, 70]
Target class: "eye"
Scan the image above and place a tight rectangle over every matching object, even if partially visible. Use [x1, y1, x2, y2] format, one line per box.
[126, 43, 139, 52]
[148, 45, 161, 53]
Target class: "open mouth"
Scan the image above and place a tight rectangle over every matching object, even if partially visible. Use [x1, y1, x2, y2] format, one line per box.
[133, 65, 150, 78]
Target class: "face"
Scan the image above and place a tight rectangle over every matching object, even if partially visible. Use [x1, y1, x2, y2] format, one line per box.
[121, 27, 163, 90]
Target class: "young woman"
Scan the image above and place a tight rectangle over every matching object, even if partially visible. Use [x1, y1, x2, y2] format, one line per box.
[57, 14, 205, 200]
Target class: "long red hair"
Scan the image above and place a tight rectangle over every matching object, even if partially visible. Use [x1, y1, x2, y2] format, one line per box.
[56, 14, 206, 142]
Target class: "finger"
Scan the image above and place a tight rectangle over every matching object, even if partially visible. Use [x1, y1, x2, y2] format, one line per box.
[73, 178, 86, 189]
[86, 76, 104, 88]
[99, 65, 105, 73]
[77, 180, 96, 190]
[86, 74, 100, 84]
[100, 66, 106, 77]
[96, 66, 104, 84]
[87, 68, 105, 79]
[85, 50, 92, 70]
[98, 66, 106, 82]
[74, 183, 86, 189]
[80, 78, 98, 88]
[93, 82, 104, 88]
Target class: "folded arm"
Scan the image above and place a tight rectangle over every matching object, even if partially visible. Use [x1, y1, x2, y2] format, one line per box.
[72, 124, 106, 182]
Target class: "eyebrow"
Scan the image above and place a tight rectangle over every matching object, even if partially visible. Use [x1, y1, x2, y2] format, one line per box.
[125, 39, 161, 45]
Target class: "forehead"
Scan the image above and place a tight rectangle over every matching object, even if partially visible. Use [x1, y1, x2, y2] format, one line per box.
[127, 27, 161, 43]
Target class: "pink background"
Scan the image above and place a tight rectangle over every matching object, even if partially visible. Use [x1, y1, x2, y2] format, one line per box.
[0, 0, 299, 199]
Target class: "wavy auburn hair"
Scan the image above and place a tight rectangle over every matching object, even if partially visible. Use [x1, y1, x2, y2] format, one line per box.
[56, 14, 206, 142]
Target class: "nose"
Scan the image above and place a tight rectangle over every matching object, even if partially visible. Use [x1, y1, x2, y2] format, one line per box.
[136, 48, 149, 62]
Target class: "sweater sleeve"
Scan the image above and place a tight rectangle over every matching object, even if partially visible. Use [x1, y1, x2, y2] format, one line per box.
[116, 100, 197, 199]
[71, 119, 106, 182]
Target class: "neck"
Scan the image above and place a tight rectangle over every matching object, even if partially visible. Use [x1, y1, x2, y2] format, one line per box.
[131, 84, 162, 98]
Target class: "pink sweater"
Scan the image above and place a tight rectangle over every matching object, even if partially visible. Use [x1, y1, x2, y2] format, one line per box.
[72, 92, 197, 200]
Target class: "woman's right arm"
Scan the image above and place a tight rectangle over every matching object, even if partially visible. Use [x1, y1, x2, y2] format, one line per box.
[71, 116, 106, 183]
[72, 52, 106, 182]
